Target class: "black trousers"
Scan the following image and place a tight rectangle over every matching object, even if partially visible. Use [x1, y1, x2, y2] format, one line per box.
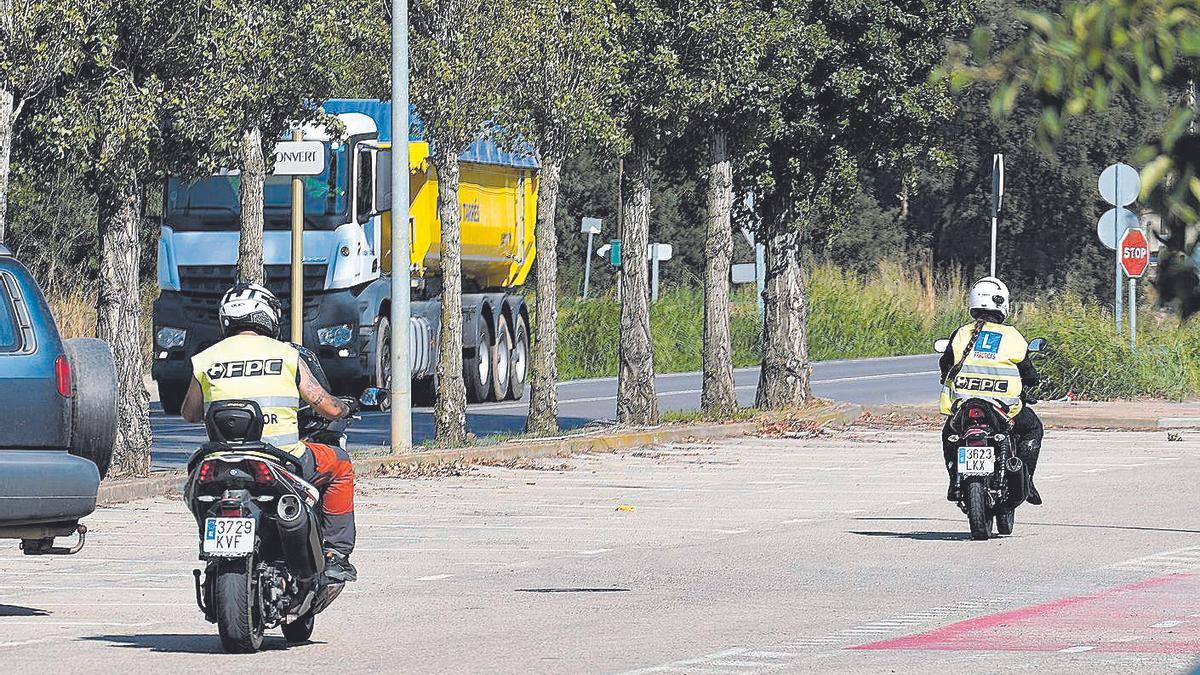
[941, 407, 1043, 481]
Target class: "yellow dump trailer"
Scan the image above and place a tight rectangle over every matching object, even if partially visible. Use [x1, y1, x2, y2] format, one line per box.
[381, 140, 540, 290]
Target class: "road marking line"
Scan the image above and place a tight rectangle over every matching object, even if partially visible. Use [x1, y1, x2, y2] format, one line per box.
[579, 548, 612, 555]
[1058, 646, 1096, 653]
[781, 519, 814, 524]
[1108, 635, 1144, 642]
[1151, 620, 1185, 628]
[416, 574, 452, 581]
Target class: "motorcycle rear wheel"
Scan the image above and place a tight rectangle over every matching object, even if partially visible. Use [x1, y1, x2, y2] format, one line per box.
[964, 480, 990, 541]
[282, 611, 315, 644]
[996, 508, 1015, 535]
[215, 557, 264, 653]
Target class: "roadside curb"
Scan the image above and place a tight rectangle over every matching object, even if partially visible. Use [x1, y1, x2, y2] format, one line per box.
[858, 403, 1200, 431]
[98, 420, 757, 507]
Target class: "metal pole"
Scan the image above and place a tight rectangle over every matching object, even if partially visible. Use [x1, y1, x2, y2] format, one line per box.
[616, 158, 623, 306]
[582, 231, 593, 299]
[1114, 174, 1123, 333]
[1129, 278, 1137, 350]
[389, 0, 412, 452]
[290, 129, 304, 344]
[990, 214, 997, 278]
[754, 242, 765, 320]
[651, 243, 660, 302]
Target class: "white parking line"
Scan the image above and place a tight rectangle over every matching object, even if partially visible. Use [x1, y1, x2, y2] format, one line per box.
[416, 574, 453, 581]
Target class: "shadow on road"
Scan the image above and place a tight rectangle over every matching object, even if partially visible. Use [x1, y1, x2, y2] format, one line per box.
[84, 633, 314, 653]
[516, 587, 631, 593]
[850, 530, 971, 542]
[855, 516, 1200, 535]
[0, 604, 48, 617]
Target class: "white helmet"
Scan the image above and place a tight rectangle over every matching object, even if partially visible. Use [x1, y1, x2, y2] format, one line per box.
[218, 282, 282, 338]
[968, 276, 1010, 321]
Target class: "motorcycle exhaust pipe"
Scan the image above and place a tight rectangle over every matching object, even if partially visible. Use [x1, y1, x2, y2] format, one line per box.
[277, 494, 303, 522]
[275, 499, 320, 580]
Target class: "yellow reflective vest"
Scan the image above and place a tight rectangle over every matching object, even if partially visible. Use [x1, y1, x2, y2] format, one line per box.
[192, 333, 304, 456]
[939, 321, 1028, 418]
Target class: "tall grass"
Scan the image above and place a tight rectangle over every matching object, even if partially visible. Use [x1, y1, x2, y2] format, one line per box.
[48, 285, 158, 364]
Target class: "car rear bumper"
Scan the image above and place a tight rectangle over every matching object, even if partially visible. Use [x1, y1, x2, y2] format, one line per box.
[0, 450, 99, 529]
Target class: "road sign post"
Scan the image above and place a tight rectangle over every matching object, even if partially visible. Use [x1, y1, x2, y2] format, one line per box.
[990, 154, 1004, 277]
[647, 243, 673, 302]
[1119, 228, 1150, 350]
[581, 217, 602, 299]
[271, 133, 325, 344]
[1098, 163, 1141, 333]
[390, 0, 412, 451]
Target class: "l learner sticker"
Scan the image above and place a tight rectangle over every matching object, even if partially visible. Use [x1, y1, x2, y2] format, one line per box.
[973, 331, 1002, 355]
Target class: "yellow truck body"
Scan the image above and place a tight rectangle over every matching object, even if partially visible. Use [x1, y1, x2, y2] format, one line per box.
[381, 141, 539, 290]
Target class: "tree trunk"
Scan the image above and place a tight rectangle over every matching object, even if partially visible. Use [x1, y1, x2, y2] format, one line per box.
[237, 126, 266, 284]
[526, 157, 561, 433]
[616, 145, 657, 425]
[701, 131, 737, 416]
[755, 197, 812, 409]
[0, 89, 16, 244]
[97, 172, 153, 477]
[432, 149, 468, 444]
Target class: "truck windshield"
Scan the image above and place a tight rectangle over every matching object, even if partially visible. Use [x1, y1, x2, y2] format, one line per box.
[165, 142, 348, 231]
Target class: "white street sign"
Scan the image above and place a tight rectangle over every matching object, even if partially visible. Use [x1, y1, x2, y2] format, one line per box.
[272, 140, 325, 176]
[581, 217, 602, 235]
[1097, 207, 1140, 250]
[1098, 163, 1140, 207]
[646, 243, 673, 261]
[596, 243, 611, 258]
[731, 263, 757, 284]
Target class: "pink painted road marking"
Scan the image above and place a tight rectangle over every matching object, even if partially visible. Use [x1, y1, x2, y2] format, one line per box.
[853, 573, 1200, 655]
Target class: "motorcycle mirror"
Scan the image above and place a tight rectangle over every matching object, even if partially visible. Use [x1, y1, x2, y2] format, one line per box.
[933, 339, 950, 354]
[359, 387, 390, 410]
[1027, 337, 1048, 353]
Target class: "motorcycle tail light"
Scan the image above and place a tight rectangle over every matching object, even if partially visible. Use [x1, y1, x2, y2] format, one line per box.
[197, 460, 216, 484]
[218, 504, 245, 517]
[967, 407, 985, 419]
[249, 460, 274, 485]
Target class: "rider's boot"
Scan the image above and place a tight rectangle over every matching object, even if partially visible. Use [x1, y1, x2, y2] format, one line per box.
[1022, 438, 1043, 506]
[946, 462, 957, 501]
[324, 549, 358, 582]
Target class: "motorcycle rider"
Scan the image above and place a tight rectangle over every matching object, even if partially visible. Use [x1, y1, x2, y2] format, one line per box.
[180, 282, 359, 582]
[939, 276, 1044, 506]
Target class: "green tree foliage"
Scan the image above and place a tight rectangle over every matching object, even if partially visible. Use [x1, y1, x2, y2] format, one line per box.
[508, 0, 622, 433]
[961, 0, 1200, 312]
[174, 0, 384, 283]
[0, 0, 96, 241]
[411, 0, 516, 443]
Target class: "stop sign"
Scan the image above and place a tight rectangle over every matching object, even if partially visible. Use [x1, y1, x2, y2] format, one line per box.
[1119, 228, 1150, 278]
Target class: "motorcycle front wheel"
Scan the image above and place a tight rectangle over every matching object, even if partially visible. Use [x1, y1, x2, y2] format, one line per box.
[964, 480, 990, 541]
[215, 556, 265, 653]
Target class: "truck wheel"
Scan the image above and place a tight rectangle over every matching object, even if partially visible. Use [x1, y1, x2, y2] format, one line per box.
[158, 380, 188, 416]
[489, 315, 512, 401]
[464, 320, 492, 404]
[373, 315, 391, 391]
[506, 315, 529, 400]
[64, 338, 117, 480]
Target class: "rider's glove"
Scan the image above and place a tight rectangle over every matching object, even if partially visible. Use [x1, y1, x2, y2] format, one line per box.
[340, 396, 361, 417]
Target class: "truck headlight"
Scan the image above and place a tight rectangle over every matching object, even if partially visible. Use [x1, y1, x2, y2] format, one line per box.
[317, 323, 354, 348]
[155, 326, 187, 349]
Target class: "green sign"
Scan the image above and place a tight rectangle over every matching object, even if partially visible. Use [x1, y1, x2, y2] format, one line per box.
[609, 239, 621, 267]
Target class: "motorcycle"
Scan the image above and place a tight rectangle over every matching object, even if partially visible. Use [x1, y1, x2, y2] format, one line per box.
[934, 336, 1047, 541]
[183, 385, 385, 653]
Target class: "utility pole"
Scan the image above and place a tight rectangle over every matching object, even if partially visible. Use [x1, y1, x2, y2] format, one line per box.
[389, 0, 412, 452]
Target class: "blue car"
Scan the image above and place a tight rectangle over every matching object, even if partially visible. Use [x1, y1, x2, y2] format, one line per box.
[0, 244, 117, 554]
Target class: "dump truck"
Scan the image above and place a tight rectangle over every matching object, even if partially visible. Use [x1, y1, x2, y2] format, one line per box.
[151, 99, 538, 414]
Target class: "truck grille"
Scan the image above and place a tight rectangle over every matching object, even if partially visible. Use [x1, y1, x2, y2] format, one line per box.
[177, 264, 327, 327]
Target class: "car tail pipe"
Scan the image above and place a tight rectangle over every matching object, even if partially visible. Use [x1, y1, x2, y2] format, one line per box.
[275, 495, 322, 580]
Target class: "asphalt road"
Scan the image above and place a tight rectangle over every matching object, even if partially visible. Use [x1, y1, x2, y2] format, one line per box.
[5, 426, 1200, 672]
[149, 353, 941, 468]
